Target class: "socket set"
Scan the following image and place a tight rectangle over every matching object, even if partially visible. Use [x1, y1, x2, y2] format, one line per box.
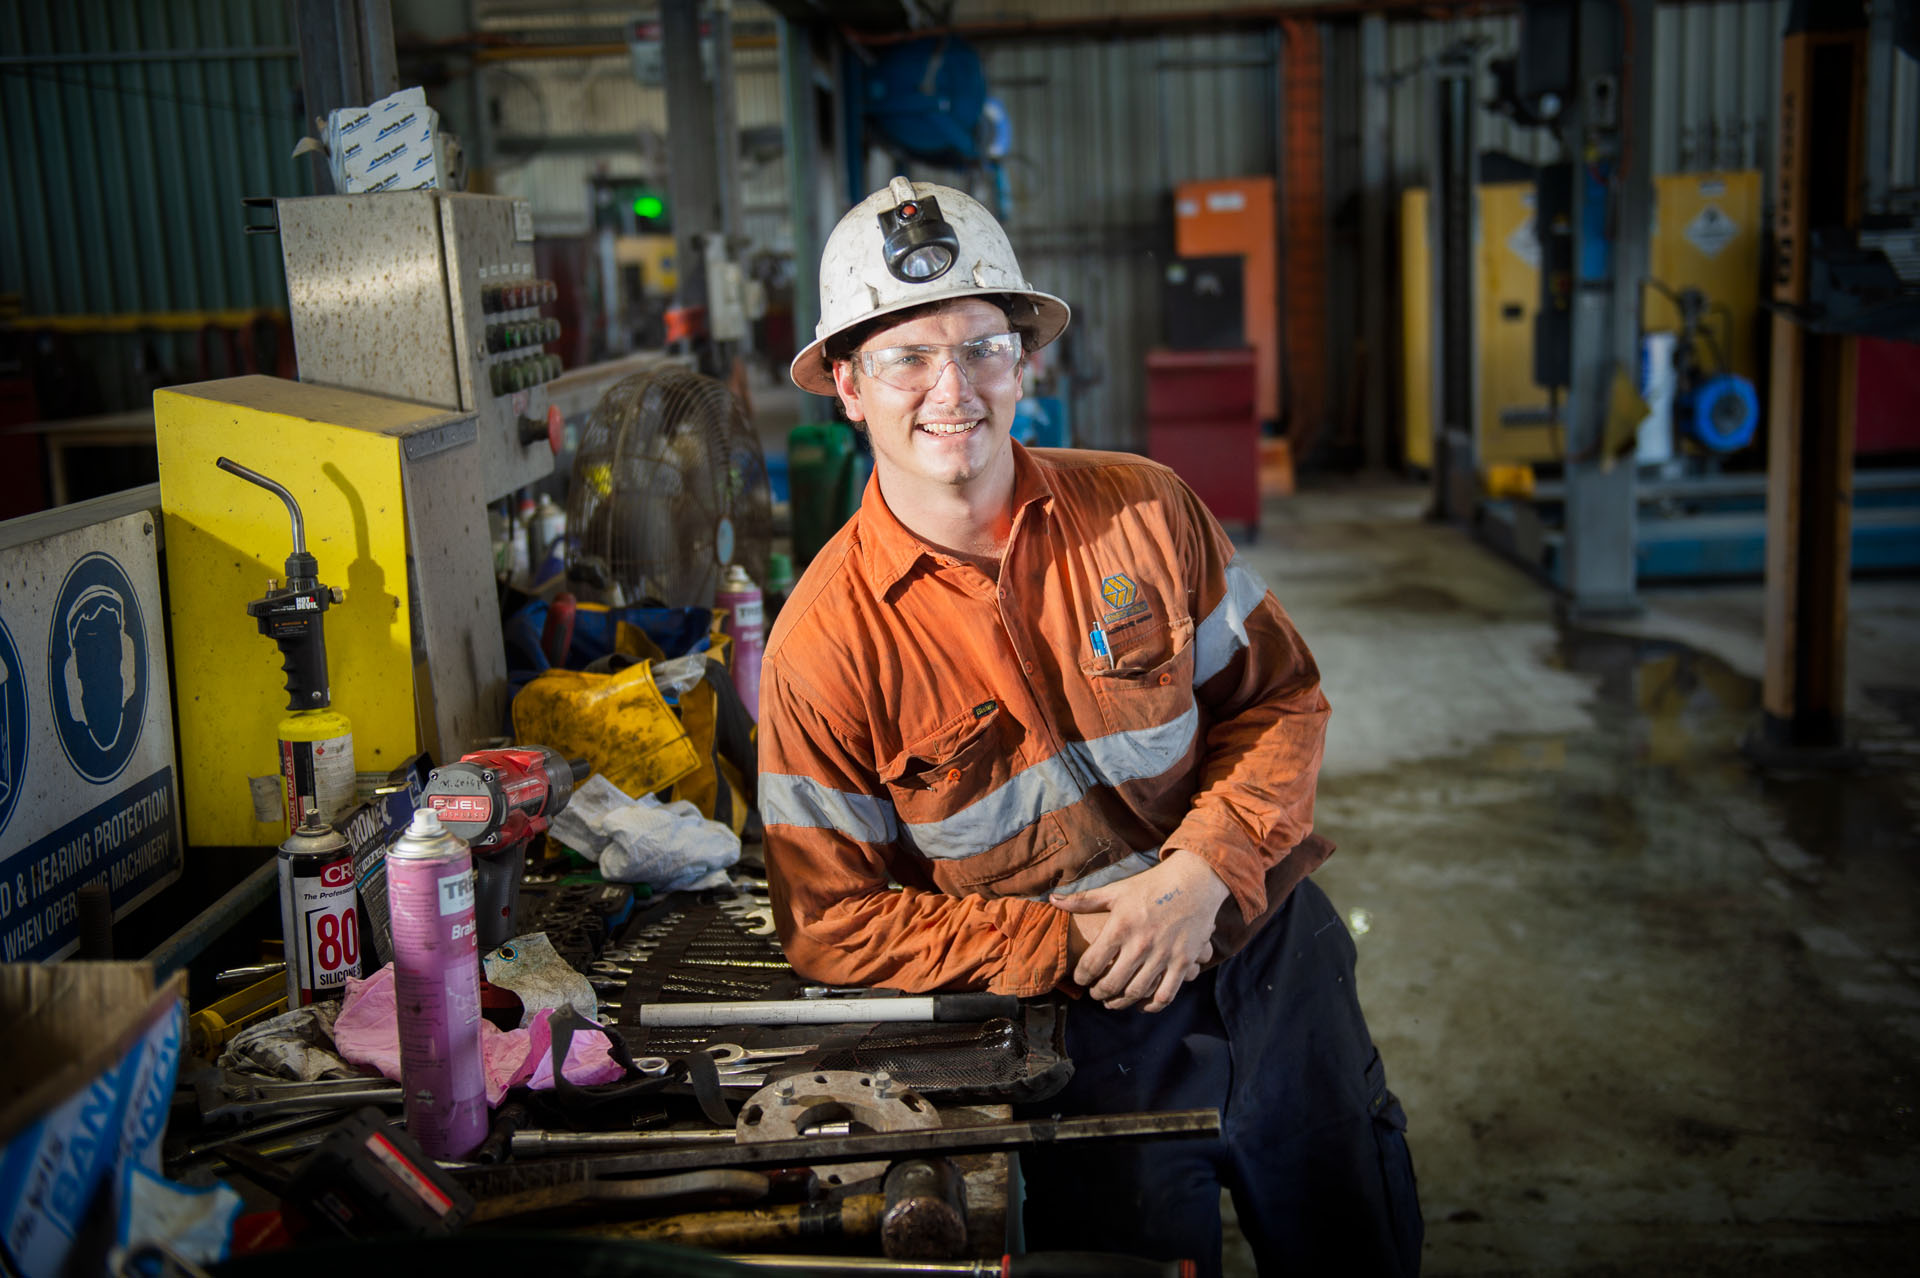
[515, 876, 636, 971]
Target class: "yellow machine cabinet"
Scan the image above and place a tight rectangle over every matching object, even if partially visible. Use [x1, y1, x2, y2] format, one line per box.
[1643, 170, 1764, 383]
[155, 377, 506, 847]
[1476, 182, 1559, 467]
[1398, 171, 1763, 474]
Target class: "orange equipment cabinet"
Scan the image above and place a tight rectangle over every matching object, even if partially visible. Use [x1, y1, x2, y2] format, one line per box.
[1174, 178, 1278, 424]
[1144, 348, 1261, 534]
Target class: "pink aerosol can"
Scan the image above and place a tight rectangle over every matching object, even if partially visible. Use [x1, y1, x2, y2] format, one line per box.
[385, 807, 487, 1159]
[715, 563, 764, 719]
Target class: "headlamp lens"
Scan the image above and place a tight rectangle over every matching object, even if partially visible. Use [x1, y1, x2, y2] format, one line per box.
[898, 244, 955, 280]
[879, 194, 959, 284]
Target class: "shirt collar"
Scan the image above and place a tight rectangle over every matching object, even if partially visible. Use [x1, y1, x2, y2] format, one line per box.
[857, 440, 1057, 597]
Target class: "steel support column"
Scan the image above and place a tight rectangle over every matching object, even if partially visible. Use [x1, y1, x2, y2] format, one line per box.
[1428, 50, 1477, 521]
[663, 0, 720, 322]
[1559, 0, 1651, 619]
[780, 17, 840, 418]
[1759, 0, 1869, 754]
[291, 0, 399, 194]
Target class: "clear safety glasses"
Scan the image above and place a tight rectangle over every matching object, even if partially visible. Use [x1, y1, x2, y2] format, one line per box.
[856, 331, 1022, 392]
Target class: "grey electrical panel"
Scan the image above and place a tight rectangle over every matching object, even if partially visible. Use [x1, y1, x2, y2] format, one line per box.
[276, 192, 566, 500]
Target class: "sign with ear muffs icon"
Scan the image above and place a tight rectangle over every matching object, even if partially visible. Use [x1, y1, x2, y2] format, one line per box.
[0, 619, 23, 837]
[47, 554, 148, 784]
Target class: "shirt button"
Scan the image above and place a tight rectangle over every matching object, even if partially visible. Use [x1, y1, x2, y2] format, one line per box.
[1159, 672, 1172, 686]
[1023, 660, 1034, 674]
[998, 587, 1007, 598]
[946, 768, 962, 782]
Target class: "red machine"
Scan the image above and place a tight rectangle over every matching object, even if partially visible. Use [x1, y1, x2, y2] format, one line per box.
[423, 746, 588, 952]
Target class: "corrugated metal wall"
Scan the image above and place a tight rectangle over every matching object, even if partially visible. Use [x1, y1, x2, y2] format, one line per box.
[0, 0, 312, 414]
[977, 32, 1278, 450]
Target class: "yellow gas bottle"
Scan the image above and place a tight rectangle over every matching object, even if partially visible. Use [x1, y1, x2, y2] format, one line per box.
[277, 707, 356, 830]
[217, 458, 356, 830]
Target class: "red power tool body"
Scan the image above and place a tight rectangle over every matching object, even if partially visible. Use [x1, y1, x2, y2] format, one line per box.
[423, 746, 588, 952]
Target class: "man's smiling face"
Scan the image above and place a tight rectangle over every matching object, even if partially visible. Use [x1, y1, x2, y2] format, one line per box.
[831, 298, 1024, 500]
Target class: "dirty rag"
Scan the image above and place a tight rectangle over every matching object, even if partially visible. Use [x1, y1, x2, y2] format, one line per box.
[332, 963, 625, 1106]
[484, 932, 598, 1027]
[549, 773, 739, 893]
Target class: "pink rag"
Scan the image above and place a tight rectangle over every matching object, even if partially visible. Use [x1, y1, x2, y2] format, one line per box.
[334, 963, 626, 1106]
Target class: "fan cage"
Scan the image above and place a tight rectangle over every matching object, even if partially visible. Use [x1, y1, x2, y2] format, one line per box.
[566, 367, 773, 610]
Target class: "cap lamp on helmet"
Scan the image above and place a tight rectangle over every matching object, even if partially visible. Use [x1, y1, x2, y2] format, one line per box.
[878, 194, 959, 282]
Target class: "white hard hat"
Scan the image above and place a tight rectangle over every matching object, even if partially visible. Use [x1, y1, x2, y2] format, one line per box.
[790, 176, 1070, 396]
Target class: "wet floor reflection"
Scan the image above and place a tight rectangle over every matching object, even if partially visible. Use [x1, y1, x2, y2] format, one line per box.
[1302, 627, 1920, 1275]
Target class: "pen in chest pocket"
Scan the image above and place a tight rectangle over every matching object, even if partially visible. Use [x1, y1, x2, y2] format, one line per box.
[1089, 625, 1115, 669]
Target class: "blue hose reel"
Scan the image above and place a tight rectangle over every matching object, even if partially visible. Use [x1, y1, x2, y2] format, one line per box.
[864, 37, 988, 167]
[1678, 373, 1760, 453]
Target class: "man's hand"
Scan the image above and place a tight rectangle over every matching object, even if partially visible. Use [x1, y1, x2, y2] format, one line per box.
[1052, 850, 1230, 1012]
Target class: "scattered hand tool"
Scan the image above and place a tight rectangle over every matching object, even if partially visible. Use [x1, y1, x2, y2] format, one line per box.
[511, 1128, 741, 1156]
[469, 1168, 774, 1225]
[185, 973, 289, 1060]
[723, 1253, 1199, 1277]
[281, 1107, 474, 1238]
[214, 962, 288, 988]
[422, 745, 590, 952]
[636, 994, 1020, 1029]
[187, 1066, 401, 1125]
[880, 1158, 968, 1259]
[705, 1043, 814, 1067]
[448, 1109, 1222, 1197]
[507, 1122, 852, 1157]
[574, 1192, 885, 1247]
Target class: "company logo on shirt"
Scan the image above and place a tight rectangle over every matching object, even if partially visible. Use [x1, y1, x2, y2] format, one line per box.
[1099, 573, 1150, 628]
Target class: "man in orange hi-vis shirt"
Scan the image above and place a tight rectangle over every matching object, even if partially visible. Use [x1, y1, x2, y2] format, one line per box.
[762, 177, 1421, 1276]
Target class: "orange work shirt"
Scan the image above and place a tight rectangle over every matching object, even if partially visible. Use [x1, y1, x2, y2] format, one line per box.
[759, 443, 1332, 997]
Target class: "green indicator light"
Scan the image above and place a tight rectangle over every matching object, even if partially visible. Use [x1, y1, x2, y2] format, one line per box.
[634, 195, 664, 219]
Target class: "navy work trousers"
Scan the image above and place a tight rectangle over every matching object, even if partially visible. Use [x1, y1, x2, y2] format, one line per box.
[1014, 877, 1422, 1277]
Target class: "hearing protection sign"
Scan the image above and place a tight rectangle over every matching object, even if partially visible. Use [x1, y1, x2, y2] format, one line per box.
[0, 510, 182, 960]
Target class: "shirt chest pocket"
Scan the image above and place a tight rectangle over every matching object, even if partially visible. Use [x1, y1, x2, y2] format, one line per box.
[1079, 615, 1196, 739]
[878, 701, 1012, 826]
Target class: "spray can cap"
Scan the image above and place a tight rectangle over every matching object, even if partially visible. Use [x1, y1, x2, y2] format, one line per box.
[407, 807, 447, 839]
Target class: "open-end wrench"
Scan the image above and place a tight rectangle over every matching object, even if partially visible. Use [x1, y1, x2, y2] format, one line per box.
[595, 957, 790, 974]
[706, 1043, 815, 1067]
[188, 1068, 402, 1125]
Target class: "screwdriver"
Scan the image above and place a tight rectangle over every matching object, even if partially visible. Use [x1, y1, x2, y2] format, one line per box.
[725, 1254, 1195, 1277]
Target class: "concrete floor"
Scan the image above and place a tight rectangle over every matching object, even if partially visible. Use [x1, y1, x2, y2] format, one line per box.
[1224, 481, 1920, 1276]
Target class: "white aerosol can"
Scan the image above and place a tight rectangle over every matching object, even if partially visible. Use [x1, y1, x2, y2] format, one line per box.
[276, 818, 358, 1006]
[385, 808, 487, 1159]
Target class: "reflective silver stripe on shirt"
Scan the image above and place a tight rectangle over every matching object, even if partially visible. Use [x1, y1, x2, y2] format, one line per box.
[1071, 703, 1200, 786]
[1193, 556, 1270, 686]
[899, 751, 1082, 861]
[760, 771, 899, 844]
[1036, 849, 1160, 899]
[902, 706, 1200, 861]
